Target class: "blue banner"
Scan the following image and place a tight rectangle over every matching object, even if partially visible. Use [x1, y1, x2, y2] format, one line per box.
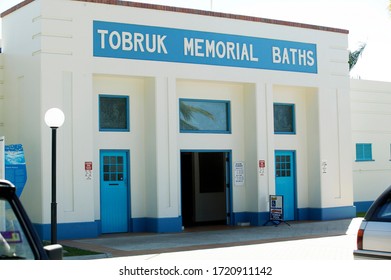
[93, 21, 317, 74]
[5, 144, 27, 197]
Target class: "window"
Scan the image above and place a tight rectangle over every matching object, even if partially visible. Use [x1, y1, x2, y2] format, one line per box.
[102, 155, 124, 181]
[99, 95, 129, 132]
[372, 196, 391, 221]
[0, 198, 35, 259]
[275, 155, 292, 177]
[179, 99, 231, 133]
[274, 103, 295, 134]
[356, 143, 373, 161]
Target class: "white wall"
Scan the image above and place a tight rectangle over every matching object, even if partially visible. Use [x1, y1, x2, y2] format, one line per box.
[351, 79, 391, 202]
[2, 0, 44, 222]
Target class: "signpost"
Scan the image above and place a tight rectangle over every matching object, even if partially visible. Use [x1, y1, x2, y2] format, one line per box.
[264, 195, 290, 226]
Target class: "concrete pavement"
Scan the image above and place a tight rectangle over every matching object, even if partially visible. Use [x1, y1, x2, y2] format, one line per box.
[61, 218, 362, 260]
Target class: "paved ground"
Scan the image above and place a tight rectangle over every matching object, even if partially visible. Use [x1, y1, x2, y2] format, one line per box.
[61, 218, 362, 260]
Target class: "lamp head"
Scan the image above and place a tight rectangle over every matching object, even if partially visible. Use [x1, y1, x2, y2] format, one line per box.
[45, 108, 65, 128]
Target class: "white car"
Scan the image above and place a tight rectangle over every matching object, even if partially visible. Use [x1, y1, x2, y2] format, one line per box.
[0, 179, 62, 260]
[354, 185, 391, 260]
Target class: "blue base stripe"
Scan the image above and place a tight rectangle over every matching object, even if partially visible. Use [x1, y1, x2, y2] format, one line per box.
[354, 201, 374, 213]
[297, 206, 356, 220]
[131, 217, 182, 233]
[34, 221, 100, 241]
[33, 206, 357, 240]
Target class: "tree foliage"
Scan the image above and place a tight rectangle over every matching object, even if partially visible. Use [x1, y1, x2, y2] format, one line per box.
[349, 43, 366, 71]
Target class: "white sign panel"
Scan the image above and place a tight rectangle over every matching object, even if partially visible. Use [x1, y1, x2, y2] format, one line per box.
[269, 195, 283, 221]
[234, 161, 245, 186]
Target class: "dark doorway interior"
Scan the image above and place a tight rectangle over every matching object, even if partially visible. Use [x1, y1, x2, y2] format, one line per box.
[181, 151, 229, 228]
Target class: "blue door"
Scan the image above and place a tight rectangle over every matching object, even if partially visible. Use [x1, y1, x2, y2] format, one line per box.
[100, 150, 129, 233]
[275, 150, 296, 221]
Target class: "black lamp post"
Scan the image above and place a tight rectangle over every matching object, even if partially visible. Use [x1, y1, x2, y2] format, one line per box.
[44, 108, 65, 244]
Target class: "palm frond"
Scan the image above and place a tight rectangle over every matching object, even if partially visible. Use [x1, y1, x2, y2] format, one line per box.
[349, 43, 366, 71]
[179, 101, 215, 121]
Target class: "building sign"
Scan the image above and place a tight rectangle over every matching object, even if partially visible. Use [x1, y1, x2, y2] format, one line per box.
[93, 21, 317, 73]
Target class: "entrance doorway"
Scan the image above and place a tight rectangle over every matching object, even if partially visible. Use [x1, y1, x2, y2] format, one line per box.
[180, 151, 231, 227]
[275, 150, 296, 221]
[100, 150, 129, 233]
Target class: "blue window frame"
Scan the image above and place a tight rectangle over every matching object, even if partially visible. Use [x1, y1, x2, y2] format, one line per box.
[356, 143, 373, 161]
[274, 103, 296, 134]
[179, 99, 231, 133]
[99, 95, 129, 132]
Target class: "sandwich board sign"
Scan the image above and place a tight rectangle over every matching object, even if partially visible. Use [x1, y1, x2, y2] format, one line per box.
[264, 195, 290, 226]
[270, 195, 283, 221]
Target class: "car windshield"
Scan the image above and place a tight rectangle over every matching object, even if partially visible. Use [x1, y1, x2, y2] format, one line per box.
[372, 195, 391, 221]
[0, 198, 35, 260]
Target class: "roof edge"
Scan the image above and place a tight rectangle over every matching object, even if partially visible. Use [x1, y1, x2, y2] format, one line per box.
[1, 0, 34, 18]
[1, 0, 349, 34]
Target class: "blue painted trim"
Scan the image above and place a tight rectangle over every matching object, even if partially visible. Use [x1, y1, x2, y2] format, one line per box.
[34, 221, 100, 240]
[226, 152, 233, 226]
[99, 149, 131, 233]
[32, 205, 357, 240]
[275, 150, 297, 220]
[34, 217, 183, 240]
[297, 208, 310, 220]
[132, 217, 182, 233]
[297, 206, 356, 220]
[273, 103, 296, 135]
[354, 201, 374, 213]
[232, 212, 269, 226]
[233, 206, 356, 227]
[99, 94, 130, 132]
[355, 143, 373, 161]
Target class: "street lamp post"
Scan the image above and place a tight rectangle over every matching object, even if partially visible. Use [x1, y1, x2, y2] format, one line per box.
[44, 108, 65, 244]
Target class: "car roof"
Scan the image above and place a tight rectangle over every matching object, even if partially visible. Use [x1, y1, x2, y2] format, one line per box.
[0, 179, 17, 197]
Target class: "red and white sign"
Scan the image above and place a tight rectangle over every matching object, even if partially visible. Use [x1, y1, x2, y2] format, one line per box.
[85, 161, 93, 171]
[85, 161, 93, 180]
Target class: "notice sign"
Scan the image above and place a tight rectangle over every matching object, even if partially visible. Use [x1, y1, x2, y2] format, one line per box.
[85, 161, 93, 180]
[269, 195, 283, 221]
[234, 162, 245, 186]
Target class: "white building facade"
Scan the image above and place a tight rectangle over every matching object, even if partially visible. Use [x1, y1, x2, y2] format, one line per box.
[351, 79, 391, 213]
[0, 0, 355, 240]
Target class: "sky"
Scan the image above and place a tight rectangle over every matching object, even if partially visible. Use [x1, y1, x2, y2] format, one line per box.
[1, 0, 391, 82]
